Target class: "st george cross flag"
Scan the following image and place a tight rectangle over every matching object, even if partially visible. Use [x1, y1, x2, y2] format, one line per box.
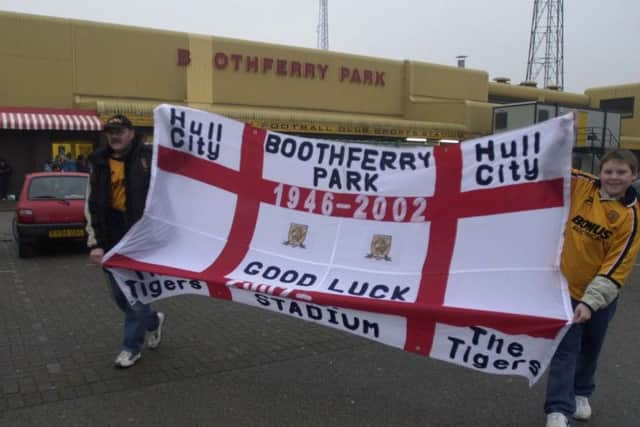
[104, 104, 575, 384]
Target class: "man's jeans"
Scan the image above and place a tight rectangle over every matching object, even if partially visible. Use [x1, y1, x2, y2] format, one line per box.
[544, 298, 618, 416]
[104, 270, 160, 355]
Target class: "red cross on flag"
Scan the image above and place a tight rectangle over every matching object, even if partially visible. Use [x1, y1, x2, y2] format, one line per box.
[104, 105, 575, 384]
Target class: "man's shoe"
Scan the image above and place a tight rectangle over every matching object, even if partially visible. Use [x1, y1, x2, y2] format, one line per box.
[574, 395, 592, 420]
[546, 412, 570, 427]
[146, 312, 165, 349]
[114, 350, 141, 368]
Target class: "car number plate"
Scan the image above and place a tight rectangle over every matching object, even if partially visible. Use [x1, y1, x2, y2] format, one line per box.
[48, 229, 85, 238]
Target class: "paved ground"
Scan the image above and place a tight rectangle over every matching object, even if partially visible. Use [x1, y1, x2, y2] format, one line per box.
[0, 208, 639, 427]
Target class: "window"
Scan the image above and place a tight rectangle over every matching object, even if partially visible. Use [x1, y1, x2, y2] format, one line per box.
[572, 156, 582, 170]
[29, 176, 88, 200]
[488, 95, 530, 104]
[495, 112, 508, 130]
[537, 109, 550, 122]
[600, 97, 634, 118]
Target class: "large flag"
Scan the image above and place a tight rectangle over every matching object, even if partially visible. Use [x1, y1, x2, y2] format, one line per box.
[104, 105, 575, 384]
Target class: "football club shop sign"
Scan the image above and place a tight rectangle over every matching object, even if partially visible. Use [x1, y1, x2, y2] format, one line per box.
[104, 105, 575, 384]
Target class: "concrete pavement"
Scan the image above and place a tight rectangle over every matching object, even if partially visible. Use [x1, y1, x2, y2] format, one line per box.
[0, 209, 638, 426]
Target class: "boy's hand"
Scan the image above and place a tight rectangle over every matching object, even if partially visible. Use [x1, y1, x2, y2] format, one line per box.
[572, 303, 592, 323]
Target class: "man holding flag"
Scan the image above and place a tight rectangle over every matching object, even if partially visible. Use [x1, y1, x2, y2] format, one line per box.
[85, 114, 166, 368]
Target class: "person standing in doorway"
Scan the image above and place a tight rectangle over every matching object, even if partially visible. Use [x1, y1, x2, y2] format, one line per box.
[62, 152, 78, 172]
[85, 114, 165, 368]
[76, 154, 90, 173]
[0, 157, 12, 200]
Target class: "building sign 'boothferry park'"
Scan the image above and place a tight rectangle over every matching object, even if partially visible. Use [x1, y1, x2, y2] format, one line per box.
[177, 49, 386, 87]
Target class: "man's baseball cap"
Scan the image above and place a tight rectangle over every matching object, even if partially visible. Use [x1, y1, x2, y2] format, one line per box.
[104, 114, 133, 130]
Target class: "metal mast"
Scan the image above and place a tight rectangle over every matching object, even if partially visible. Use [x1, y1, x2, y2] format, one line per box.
[317, 0, 329, 50]
[525, 0, 564, 89]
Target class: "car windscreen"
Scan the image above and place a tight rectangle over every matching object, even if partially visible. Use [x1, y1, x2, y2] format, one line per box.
[28, 176, 88, 200]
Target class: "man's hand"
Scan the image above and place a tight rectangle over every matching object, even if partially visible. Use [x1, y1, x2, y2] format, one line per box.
[89, 247, 105, 265]
[572, 303, 592, 323]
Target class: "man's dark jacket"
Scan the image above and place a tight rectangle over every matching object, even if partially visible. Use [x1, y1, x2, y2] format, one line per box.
[85, 138, 152, 251]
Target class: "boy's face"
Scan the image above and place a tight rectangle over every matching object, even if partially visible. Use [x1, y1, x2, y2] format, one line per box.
[600, 159, 637, 198]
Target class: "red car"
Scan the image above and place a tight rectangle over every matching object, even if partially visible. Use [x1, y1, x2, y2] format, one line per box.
[12, 172, 89, 257]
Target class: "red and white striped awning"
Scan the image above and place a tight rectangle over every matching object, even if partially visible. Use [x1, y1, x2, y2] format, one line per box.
[0, 107, 103, 131]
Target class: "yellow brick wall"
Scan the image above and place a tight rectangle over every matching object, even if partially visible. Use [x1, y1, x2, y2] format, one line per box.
[0, 13, 74, 107]
[73, 22, 188, 101]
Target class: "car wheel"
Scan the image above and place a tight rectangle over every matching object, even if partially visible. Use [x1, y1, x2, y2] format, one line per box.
[11, 217, 18, 241]
[18, 240, 36, 258]
[12, 217, 37, 258]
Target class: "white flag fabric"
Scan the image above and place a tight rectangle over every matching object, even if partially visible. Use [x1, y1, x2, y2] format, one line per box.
[104, 104, 575, 384]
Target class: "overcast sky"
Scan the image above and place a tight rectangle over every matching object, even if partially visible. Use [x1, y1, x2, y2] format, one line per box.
[1, 0, 638, 93]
